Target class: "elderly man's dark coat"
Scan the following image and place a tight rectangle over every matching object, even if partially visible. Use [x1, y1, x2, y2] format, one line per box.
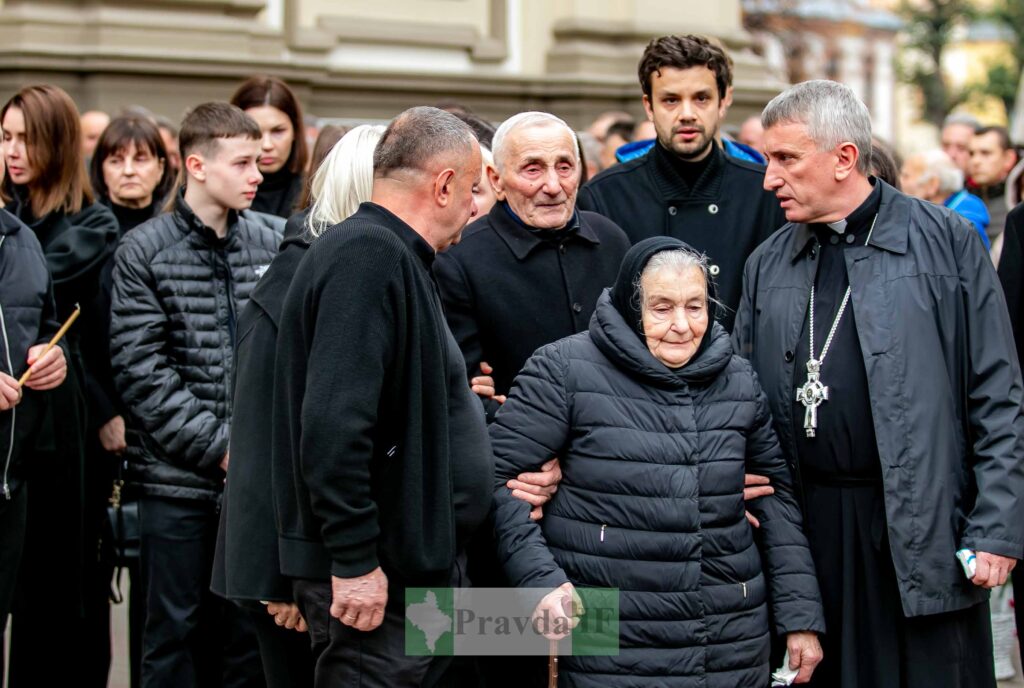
[435, 202, 630, 411]
[492, 293, 825, 688]
[733, 181, 1024, 617]
[577, 143, 786, 331]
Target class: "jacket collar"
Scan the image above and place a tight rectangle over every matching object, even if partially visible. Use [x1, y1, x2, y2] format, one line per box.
[175, 188, 238, 246]
[488, 201, 596, 261]
[789, 179, 909, 262]
[649, 140, 725, 201]
[356, 201, 436, 268]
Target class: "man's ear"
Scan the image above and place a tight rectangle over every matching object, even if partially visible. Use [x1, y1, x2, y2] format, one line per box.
[434, 168, 456, 207]
[184, 152, 206, 183]
[488, 165, 505, 201]
[834, 142, 860, 181]
[642, 94, 654, 122]
[923, 175, 941, 200]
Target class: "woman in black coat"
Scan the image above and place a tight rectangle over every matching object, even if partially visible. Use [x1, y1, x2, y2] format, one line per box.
[0, 83, 120, 687]
[492, 237, 826, 687]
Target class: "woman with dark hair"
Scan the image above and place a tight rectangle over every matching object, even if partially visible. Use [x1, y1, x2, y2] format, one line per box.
[0, 83, 119, 687]
[90, 115, 174, 233]
[230, 75, 308, 217]
[87, 114, 175, 688]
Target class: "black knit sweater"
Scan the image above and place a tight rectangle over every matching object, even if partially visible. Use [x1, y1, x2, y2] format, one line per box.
[273, 202, 492, 583]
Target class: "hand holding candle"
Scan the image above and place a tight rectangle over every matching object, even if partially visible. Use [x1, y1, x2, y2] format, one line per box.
[18, 304, 78, 389]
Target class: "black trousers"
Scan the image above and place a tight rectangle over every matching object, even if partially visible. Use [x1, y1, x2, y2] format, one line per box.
[8, 464, 113, 688]
[139, 495, 262, 688]
[293, 578, 440, 688]
[0, 484, 28, 683]
[249, 604, 315, 688]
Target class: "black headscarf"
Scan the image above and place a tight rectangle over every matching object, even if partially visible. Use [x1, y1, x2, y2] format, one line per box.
[608, 236, 719, 364]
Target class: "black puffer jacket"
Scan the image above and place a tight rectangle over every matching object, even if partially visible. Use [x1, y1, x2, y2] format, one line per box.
[110, 197, 282, 501]
[492, 292, 824, 688]
[0, 209, 59, 495]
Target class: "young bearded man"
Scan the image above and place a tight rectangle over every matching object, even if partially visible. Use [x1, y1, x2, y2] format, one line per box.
[110, 102, 283, 688]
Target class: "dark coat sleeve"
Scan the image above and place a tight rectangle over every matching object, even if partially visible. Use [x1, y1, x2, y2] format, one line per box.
[744, 370, 826, 636]
[731, 250, 759, 361]
[954, 213, 1024, 559]
[576, 183, 606, 216]
[434, 252, 500, 420]
[490, 344, 572, 592]
[79, 255, 120, 429]
[110, 237, 228, 470]
[295, 242, 398, 578]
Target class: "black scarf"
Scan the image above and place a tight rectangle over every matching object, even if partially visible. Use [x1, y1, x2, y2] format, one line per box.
[608, 236, 719, 364]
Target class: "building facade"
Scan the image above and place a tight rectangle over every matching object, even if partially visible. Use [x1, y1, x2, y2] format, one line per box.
[0, 0, 786, 128]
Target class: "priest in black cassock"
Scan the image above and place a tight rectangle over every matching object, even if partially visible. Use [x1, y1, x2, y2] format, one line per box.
[733, 79, 1024, 688]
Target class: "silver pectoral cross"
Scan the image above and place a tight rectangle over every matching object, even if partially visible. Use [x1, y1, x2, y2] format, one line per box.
[795, 359, 829, 438]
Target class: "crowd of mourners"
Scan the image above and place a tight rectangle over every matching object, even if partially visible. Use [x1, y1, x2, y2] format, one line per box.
[2, 32, 1024, 688]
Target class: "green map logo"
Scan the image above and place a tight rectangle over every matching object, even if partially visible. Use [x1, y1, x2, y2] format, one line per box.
[405, 588, 455, 656]
[404, 587, 619, 657]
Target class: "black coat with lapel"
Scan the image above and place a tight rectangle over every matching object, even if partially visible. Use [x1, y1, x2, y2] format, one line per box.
[434, 202, 630, 409]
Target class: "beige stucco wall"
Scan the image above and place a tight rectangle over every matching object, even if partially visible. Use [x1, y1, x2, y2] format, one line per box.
[0, 0, 783, 129]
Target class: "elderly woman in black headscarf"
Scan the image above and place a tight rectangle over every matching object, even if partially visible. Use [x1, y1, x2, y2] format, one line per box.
[491, 237, 826, 687]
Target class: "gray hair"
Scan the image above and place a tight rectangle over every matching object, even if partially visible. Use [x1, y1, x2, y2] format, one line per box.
[491, 111, 580, 172]
[943, 112, 980, 132]
[761, 80, 873, 175]
[306, 124, 385, 238]
[633, 248, 721, 327]
[907, 149, 964, 196]
[373, 106, 477, 178]
[576, 131, 603, 172]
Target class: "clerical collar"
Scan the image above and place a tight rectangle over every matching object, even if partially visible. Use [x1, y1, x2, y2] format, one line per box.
[814, 178, 881, 239]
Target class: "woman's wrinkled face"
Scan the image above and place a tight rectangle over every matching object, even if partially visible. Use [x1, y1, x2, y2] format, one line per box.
[103, 140, 165, 208]
[246, 105, 295, 174]
[641, 265, 709, 369]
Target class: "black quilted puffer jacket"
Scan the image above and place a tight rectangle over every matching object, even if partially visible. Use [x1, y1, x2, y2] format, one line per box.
[110, 197, 282, 501]
[492, 291, 825, 688]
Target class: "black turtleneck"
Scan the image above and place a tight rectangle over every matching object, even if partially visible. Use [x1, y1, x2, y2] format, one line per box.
[251, 167, 303, 219]
[659, 141, 716, 189]
[108, 200, 158, 234]
[792, 179, 882, 480]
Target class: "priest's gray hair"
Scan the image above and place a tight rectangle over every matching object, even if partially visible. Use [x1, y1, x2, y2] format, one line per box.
[492, 111, 580, 172]
[907, 149, 965, 197]
[306, 124, 386, 238]
[761, 80, 873, 175]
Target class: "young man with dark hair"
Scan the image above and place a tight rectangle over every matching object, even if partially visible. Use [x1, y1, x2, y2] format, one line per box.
[110, 101, 283, 687]
[578, 34, 786, 331]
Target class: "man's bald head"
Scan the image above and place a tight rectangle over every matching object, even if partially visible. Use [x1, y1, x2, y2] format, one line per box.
[81, 110, 111, 158]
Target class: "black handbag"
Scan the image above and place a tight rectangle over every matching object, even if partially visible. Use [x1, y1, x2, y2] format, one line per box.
[105, 462, 140, 604]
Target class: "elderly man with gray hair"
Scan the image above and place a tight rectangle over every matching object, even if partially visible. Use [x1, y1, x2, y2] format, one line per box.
[434, 110, 631, 685]
[900, 149, 991, 248]
[435, 111, 631, 417]
[733, 79, 1024, 688]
